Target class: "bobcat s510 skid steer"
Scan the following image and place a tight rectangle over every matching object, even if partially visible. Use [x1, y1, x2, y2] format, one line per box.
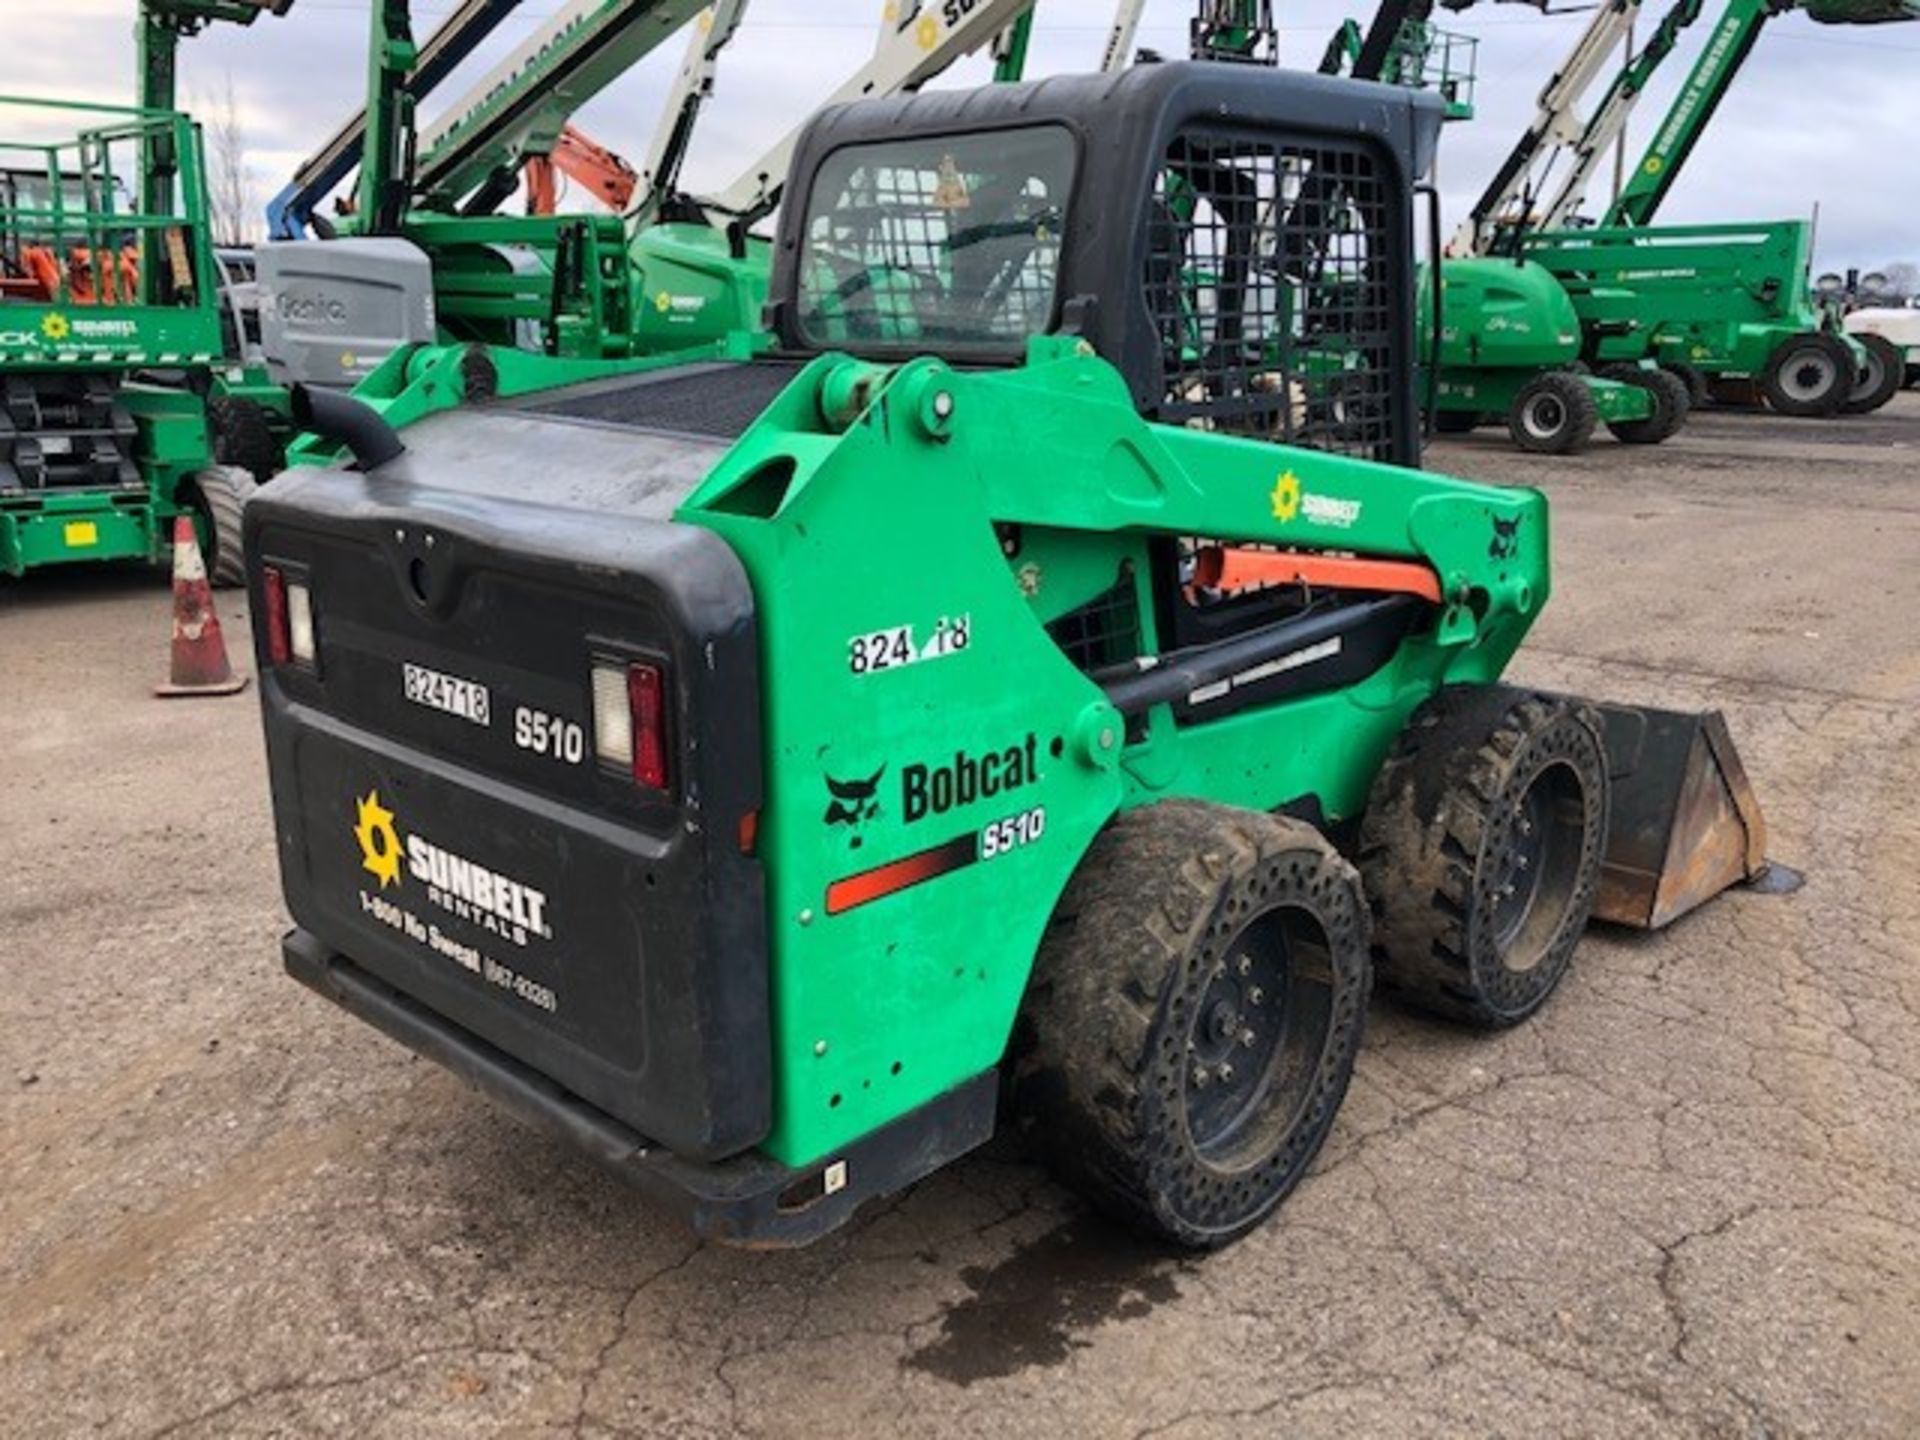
[247, 62, 1771, 1249]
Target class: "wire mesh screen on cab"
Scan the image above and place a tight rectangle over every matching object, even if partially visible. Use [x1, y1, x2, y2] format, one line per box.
[1146, 130, 1399, 463]
[796, 126, 1073, 350]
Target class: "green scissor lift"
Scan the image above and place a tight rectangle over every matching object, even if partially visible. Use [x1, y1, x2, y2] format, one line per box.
[0, 0, 293, 582]
[0, 98, 283, 580]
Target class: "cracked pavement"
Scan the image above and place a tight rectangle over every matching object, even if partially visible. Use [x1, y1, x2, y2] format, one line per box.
[3, 395, 1917, 1438]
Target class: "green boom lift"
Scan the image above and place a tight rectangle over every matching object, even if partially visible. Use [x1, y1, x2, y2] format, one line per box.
[1460, 0, 1919, 419]
[0, 0, 293, 582]
[247, 62, 1774, 1249]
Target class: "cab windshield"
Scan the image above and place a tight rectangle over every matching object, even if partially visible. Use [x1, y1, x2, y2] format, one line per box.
[796, 125, 1076, 350]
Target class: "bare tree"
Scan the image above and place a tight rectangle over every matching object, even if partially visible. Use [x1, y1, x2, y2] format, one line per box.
[203, 72, 257, 247]
[1876, 260, 1919, 304]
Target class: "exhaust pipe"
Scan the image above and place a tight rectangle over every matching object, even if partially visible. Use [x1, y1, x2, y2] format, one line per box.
[289, 384, 405, 472]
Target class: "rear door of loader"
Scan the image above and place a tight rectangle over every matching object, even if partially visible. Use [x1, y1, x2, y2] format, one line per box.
[246, 463, 770, 1161]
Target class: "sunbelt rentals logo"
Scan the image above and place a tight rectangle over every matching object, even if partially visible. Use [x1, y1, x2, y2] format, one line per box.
[353, 789, 551, 946]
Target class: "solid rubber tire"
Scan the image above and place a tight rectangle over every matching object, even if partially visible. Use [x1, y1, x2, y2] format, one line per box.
[1662, 362, 1710, 410]
[1010, 800, 1371, 1249]
[1357, 686, 1610, 1029]
[207, 394, 285, 482]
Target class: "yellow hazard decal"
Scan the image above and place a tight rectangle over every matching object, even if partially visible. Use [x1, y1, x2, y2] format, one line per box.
[63, 520, 98, 548]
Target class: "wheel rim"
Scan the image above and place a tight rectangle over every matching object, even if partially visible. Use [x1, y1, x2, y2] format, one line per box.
[1523, 392, 1567, 439]
[1183, 908, 1334, 1164]
[1780, 349, 1839, 403]
[1485, 760, 1586, 970]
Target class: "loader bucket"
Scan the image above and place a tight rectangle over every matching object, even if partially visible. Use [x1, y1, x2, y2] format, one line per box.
[1588, 705, 1771, 930]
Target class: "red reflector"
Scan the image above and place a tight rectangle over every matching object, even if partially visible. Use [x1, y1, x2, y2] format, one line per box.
[738, 809, 760, 856]
[628, 662, 670, 791]
[262, 565, 291, 666]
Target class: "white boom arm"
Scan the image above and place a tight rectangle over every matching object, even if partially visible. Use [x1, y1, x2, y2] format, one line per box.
[701, 0, 1041, 219]
[1450, 0, 1647, 253]
[414, 0, 710, 209]
[1102, 0, 1152, 70]
[634, 0, 753, 216]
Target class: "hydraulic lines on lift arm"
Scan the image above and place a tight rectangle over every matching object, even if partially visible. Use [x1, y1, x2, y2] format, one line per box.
[629, 0, 752, 227]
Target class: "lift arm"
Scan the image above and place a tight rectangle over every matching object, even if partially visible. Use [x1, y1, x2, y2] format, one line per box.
[630, 0, 753, 227]
[699, 0, 1041, 224]
[133, 2, 292, 281]
[267, 0, 524, 238]
[1452, 0, 1649, 253]
[526, 125, 642, 213]
[1101, 0, 1152, 70]
[1530, 0, 1708, 232]
[1600, 0, 1920, 227]
[413, 0, 711, 217]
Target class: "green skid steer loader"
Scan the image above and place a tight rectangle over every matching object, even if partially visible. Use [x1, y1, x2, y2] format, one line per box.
[248, 64, 1772, 1249]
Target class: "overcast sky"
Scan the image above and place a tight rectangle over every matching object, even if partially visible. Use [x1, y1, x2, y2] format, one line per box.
[7, 0, 1916, 271]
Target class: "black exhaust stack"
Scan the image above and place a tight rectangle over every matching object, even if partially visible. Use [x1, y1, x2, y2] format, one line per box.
[289, 385, 406, 472]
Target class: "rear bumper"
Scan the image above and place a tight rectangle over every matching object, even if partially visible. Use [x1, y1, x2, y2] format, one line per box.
[285, 929, 998, 1247]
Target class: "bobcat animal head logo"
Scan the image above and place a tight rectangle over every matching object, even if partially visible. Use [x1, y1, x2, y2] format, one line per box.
[1489, 513, 1522, 561]
[823, 766, 886, 848]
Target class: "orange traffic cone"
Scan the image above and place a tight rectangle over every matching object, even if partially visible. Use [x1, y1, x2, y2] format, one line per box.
[155, 515, 249, 698]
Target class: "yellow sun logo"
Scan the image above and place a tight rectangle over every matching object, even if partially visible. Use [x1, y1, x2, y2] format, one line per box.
[915, 11, 940, 49]
[655, 289, 673, 314]
[40, 312, 70, 342]
[354, 790, 404, 890]
[1270, 470, 1302, 523]
[1643, 156, 1664, 175]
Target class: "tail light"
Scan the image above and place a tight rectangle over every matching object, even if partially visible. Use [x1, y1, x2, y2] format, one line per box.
[261, 565, 316, 669]
[592, 657, 671, 792]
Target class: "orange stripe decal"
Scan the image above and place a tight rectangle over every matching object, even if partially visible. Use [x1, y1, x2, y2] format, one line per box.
[825, 834, 977, 916]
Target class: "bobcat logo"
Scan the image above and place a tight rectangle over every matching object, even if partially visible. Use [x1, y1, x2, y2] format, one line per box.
[823, 767, 886, 848]
[1489, 513, 1522, 561]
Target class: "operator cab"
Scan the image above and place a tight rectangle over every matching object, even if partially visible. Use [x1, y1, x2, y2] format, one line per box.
[766, 61, 1443, 469]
